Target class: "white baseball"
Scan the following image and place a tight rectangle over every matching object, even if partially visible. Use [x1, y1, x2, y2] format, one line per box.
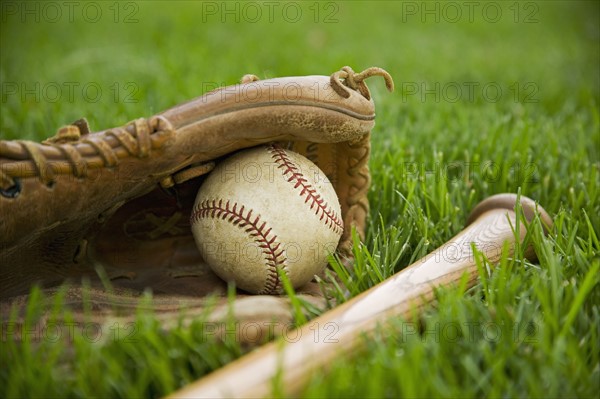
[190, 144, 344, 294]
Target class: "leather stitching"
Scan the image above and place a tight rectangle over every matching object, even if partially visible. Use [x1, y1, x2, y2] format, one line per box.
[268, 144, 344, 235]
[191, 199, 288, 294]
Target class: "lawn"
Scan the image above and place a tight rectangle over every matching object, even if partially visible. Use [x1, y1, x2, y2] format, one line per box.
[1, 1, 599, 398]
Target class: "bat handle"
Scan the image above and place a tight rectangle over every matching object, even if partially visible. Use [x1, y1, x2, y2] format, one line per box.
[169, 194, 552, 399]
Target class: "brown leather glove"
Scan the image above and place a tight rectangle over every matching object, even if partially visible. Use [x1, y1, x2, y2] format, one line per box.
[0, 66, 393, 342]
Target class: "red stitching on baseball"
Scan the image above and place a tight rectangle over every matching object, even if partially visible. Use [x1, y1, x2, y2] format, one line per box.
[190, 199, 287, 294]
[268, 144, 344, 235]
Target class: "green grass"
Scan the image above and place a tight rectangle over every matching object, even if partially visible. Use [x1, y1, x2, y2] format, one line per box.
[1, 1, 599, 398]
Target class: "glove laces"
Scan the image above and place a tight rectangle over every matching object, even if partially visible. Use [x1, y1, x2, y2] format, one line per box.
[0, 116, 175, 198]
[330, 66, 394, 100]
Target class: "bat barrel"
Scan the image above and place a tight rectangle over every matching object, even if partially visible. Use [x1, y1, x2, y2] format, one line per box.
[467, 193, 553, 233]
[169, 193, 552, 398]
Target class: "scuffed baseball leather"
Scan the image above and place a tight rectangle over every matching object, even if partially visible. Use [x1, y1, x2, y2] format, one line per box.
[0, 66, 393, 343]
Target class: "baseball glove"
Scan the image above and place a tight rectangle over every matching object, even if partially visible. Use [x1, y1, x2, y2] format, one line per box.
[0, 66, 393, 343]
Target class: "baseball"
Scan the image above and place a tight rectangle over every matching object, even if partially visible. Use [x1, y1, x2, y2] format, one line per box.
[190, 144, 344, 294]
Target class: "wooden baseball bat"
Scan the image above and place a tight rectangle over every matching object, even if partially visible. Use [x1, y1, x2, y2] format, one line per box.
[169, 194, 552, 398]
